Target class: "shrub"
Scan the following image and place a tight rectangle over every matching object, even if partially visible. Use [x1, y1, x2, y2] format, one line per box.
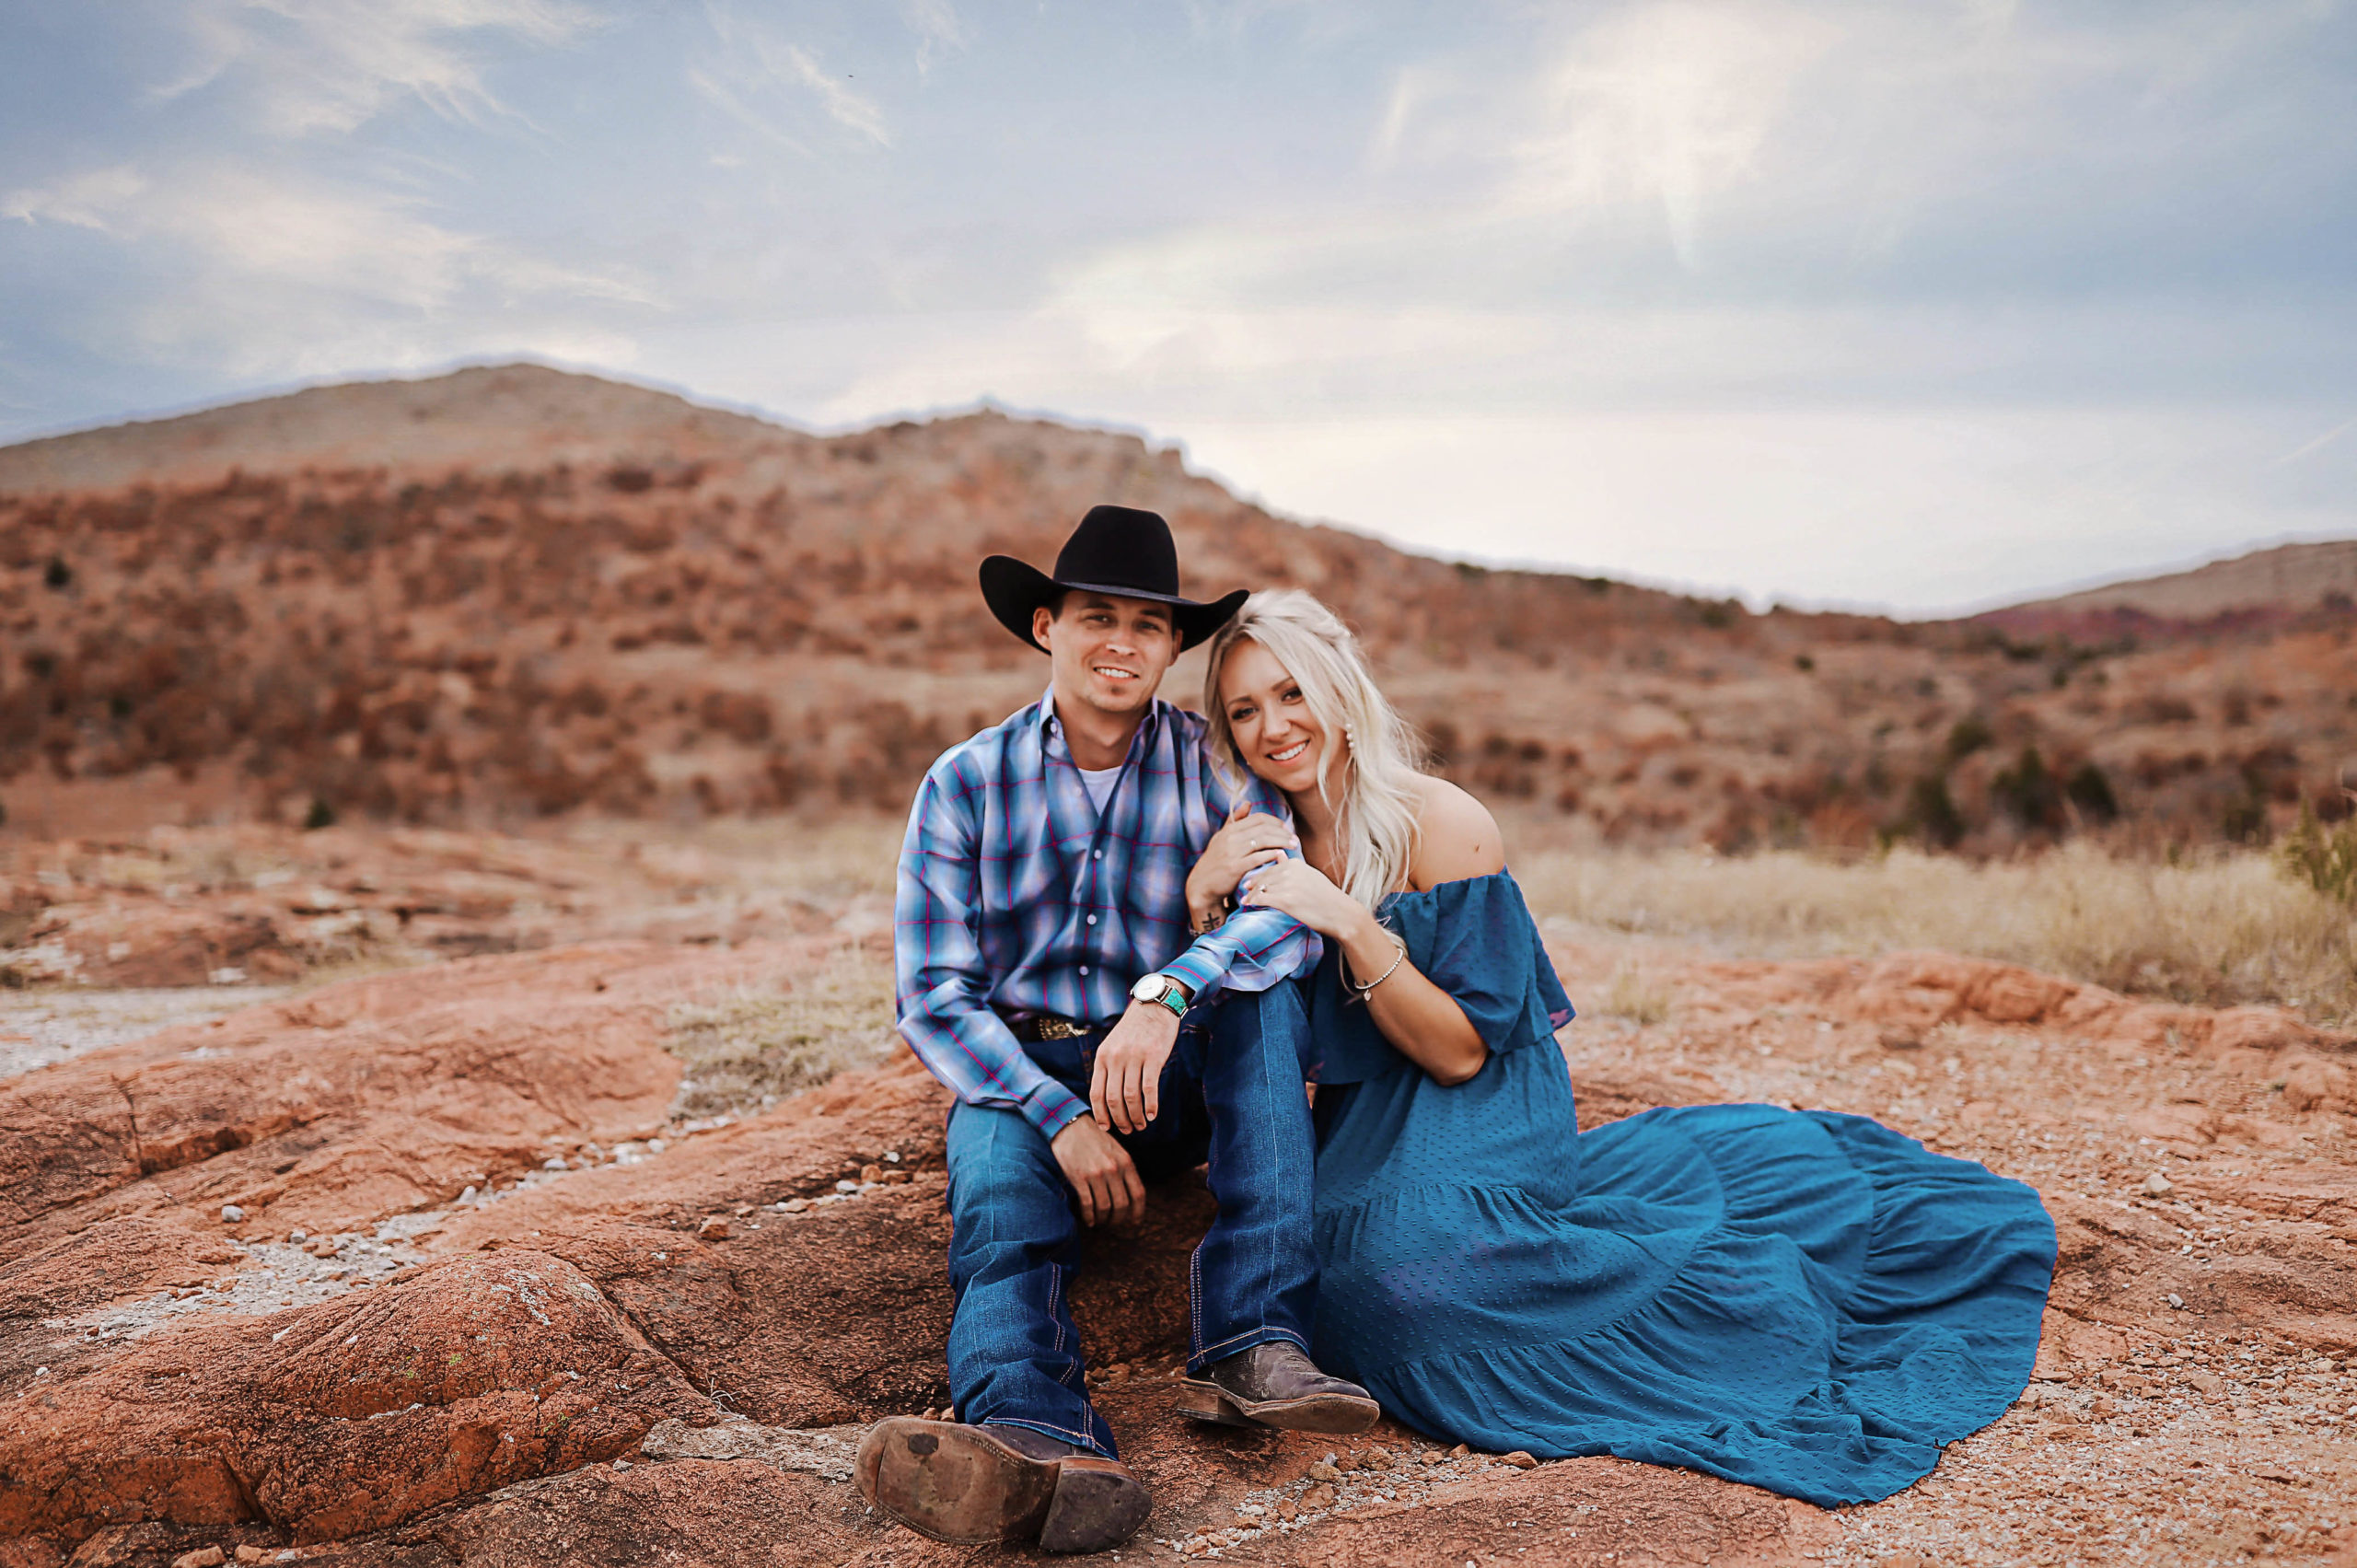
[2222, 791, 2269, 844]
[2065, 762, 2120, 824]
[1992, 746, 2065, 831]
[1904, 772, 1966, 848]
[1945, 714, 1994, 761]
[2280, 804, 2357, 906]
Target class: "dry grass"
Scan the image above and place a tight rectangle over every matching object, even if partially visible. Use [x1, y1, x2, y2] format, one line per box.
[664, 943, 899, 1117]
[1596, 959, 1674, 1026]
[1518, 842, 2357, 1028]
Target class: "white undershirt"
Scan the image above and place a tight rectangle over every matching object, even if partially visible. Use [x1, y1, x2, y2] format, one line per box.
[1078, 765, 1121, 815]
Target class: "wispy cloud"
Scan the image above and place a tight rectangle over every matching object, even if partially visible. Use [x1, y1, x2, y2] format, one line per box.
[2273, 413, 2357, 468]
[4, 167, 152, 232]
[777, 42, 891, 145]
[901, 0, 965, 75]
[157, 0, 599, 135]
[1504, 1, 1837, 270]
[6, 157, 656, 379]
[695, 2, 892, 150]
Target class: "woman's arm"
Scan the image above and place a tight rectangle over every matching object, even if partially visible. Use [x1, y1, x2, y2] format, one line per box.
[1237, 778, 1507, 1086]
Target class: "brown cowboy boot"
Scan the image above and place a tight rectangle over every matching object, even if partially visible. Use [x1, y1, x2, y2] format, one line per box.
[856, 1417, 1151, 1554]
[1176, 1341, 1381, 1433]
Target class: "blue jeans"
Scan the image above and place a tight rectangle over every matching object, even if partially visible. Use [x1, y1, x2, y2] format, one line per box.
[942, 984, 1319, 1458]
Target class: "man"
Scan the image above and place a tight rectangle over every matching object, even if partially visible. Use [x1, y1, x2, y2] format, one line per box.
[857, 505, 1377, 1554]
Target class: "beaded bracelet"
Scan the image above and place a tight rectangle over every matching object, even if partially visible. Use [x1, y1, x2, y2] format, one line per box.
[1351, 940, 1407, 995]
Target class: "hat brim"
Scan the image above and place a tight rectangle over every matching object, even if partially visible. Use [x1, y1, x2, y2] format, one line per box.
[980, 556, 1247, 653]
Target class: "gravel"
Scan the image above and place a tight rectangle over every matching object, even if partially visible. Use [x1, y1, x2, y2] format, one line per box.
[0, 984, 288, 1079]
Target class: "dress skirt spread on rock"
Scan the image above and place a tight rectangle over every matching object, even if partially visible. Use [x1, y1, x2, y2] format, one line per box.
[1302, 870, 2058, 1508]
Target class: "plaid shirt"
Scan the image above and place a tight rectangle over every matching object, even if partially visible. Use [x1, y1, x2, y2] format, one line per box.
[894, 691, 1318, 1140]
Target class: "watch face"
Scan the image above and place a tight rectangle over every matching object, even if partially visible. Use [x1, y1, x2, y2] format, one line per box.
[1130, 973, 1161, 1003]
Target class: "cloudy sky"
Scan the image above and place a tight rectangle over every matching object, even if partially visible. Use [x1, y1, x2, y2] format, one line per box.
[4, 1, 2352, 613]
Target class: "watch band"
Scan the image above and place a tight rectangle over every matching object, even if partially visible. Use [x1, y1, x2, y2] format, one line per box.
[1150, 977, 1189, 1018]
[1131, 970, 1193, 1018]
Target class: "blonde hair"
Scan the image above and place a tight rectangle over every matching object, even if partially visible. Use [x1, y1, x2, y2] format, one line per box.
[1202, 589, 1427, 912]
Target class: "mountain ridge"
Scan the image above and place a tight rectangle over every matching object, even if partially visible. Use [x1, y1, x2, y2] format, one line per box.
[2, 366, 2349, 850]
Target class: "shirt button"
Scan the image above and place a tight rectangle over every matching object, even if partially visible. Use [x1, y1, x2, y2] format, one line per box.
[1093, 849, 1103, 859]
[1086, 914, 1097, 925]
[1078, 965, 1090, 976]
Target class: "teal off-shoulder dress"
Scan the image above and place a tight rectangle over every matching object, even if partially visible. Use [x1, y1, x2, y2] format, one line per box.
[1303, 871, 2055, 1508]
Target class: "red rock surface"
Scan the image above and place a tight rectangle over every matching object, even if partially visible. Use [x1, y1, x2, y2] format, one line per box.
[3, 916, 2352, 1567]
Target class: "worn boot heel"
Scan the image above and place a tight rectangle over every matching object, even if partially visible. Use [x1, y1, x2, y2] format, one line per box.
[1039, 1457, 1154, 1553]
[1174, 1380, 1260, 1427]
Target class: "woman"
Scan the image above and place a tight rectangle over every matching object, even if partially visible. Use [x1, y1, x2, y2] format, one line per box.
[1186, 589, 2055, 1509]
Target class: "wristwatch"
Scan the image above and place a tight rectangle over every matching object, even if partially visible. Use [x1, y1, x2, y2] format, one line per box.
[1130, 971, 1193, 1019]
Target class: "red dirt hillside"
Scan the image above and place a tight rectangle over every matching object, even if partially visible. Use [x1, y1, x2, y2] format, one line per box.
[2, 364, 2351, 852]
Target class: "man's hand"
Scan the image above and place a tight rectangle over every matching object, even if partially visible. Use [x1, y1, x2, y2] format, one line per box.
[1090, 999, 1182, 1134]
[1051, 1116, 1145, 1227]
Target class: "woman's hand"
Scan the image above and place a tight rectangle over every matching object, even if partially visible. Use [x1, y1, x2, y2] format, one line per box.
[1188, 804, 1298, 932]
[1238, 856, 1372, 943]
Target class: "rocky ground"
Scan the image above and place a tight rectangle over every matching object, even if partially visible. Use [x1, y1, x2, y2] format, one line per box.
[3, 840, 2355, 1566]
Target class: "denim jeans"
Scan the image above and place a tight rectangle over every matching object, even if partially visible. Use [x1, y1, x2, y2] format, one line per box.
[942, 983, 1320, 1458]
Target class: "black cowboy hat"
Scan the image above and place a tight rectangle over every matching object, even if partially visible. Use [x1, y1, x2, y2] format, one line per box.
[980, 505, 1248, 652]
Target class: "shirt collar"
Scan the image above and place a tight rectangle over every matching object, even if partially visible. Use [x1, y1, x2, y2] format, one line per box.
[1036, 685, 1166, 760]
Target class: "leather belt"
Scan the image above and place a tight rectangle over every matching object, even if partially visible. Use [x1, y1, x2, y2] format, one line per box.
[1001, 1012, 1109, 1042]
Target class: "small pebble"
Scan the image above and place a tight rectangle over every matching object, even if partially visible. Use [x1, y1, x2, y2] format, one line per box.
[860, 1162, 884, 1182]
[698, 1216, 730, 1240]
[612, 1458, 632, 1471]
[1504, 1450, 1538, 1469]
[170, 1549, 225, 1568]
[835, 1179, 860, 1193]
[236, 1548, 269, 1564]
[1307, 1460, 1341, 1481]
[2143, 1171, 2174, 1197]
[220, 1204, 245, 1224]
[782, 1198, 809, 1213]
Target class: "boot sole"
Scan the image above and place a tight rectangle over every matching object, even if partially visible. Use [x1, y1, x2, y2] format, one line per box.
[1176, 1378, 1381, 1434]
[855, 1418, 1150, 1552]
[855, 1419, 1054, 1544]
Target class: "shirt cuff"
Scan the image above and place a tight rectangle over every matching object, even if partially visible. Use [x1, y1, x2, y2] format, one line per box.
[1159, 947, 1224, 1005]
[1022, 1079, 1089, 1142]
